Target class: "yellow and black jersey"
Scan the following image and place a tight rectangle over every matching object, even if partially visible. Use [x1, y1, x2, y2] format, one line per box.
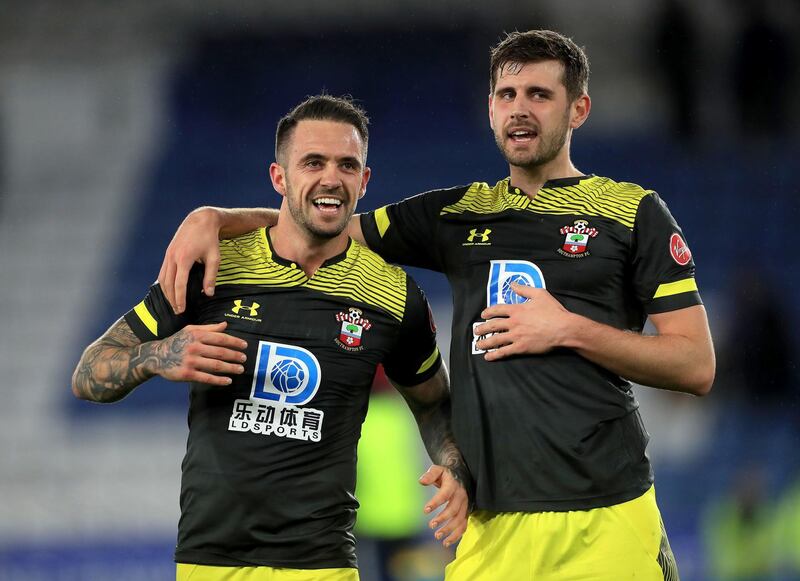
[361, 175, 702, 513]
[124, 227, 441, 570]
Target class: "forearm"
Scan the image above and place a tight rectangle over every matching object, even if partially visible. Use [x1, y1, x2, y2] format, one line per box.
[560, 309, 715, 395]
[194, 207, 277, 239]
[72, 339, 159, 403]
[217, 208, 277, 239]
[415, 398, 472, 485]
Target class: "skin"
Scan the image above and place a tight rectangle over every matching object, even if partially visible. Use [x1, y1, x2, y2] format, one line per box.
[72, 320, 248, 402]
[75, 117, 470, 546]
[268, 119, 370, 277]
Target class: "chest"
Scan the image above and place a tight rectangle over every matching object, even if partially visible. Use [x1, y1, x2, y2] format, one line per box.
[191, 288, 399, 400]
[439, 212, 632, 301]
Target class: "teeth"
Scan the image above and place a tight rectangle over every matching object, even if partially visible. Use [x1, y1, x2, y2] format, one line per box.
[313, 198, 342, 206]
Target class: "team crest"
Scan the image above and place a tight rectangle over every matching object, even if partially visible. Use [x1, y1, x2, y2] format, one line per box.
[557, 220, 599, 258]
[334, 307, 372, 352]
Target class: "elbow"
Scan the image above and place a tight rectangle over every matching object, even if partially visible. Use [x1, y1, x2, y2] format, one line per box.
[685, 360, 716, 397]
[71, 367, 89, 401]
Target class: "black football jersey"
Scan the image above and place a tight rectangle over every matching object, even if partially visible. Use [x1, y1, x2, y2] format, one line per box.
[125, 228, 441, 568]
[361, 175, 702, 512]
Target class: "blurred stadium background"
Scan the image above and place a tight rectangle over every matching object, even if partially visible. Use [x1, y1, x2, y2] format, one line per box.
[1, 1, 799, 579]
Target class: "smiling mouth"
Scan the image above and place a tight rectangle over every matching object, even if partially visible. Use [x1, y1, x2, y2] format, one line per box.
[312, 197, 343, 212]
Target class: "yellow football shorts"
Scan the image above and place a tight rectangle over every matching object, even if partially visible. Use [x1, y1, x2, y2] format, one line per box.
[445, 486, 679, 580]
[176, 564, 359, 581]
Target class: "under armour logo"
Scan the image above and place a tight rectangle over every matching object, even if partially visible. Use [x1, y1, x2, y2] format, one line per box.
[467, 228, 492, 243]
[232, 299, 260, 317]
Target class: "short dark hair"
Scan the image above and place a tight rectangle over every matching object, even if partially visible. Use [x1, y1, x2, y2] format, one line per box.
[489, 30, 590, 102]
[275, 94, 369, 163]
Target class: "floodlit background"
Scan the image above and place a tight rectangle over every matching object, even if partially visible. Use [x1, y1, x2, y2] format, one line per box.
[1, 1, 799, 580]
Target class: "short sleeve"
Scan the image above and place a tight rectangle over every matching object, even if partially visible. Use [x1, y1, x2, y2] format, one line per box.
[360, 190, 446, 271]
[631, 192, 703, 315]
[382, 276, 442, 386]
[123, 264, 203, 341]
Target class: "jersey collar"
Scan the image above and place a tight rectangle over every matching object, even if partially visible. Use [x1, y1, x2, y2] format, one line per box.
[263, 227, 353, 273]
[507, 174, 595, 196]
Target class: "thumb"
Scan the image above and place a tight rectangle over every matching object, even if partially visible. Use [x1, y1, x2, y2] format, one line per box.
[419, 465, 444, 487]
[203, 321, 228, 331]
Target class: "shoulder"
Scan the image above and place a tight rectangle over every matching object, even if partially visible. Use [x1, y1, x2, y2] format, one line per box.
[219, 228, 268, 265]
[347, 240, 408, 289]
[314, 240, 410, 322]
[438, 179, 517, 216]
[588, 176, 654, 204]
[572, 176, 656, 230]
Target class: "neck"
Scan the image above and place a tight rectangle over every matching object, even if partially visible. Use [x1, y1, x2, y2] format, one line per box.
[509, 143, 583, 198]
[270, 214, 349, 278]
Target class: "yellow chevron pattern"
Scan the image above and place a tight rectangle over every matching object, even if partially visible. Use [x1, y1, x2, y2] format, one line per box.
[216, 228, 407, 321]
[440, 176, 651, 229]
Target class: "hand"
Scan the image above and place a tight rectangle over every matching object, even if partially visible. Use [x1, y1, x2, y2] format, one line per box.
[419, 465, 470, 547]
[152, 322, 248, 385]
[475, 283, 575, 361]
[158, 208, 222, 314]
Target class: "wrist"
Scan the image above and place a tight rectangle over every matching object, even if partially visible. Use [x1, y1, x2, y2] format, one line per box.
[557, 312, 592, 350]
[135, 342, 161, 380]
[446, 464, 476, 511]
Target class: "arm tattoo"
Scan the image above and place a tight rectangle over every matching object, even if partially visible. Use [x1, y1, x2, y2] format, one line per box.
[393, 367, 475, 507]
[72, 318, 190, 403]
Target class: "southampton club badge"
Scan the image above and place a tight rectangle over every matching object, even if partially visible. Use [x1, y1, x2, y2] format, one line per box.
[557, 219, 599, 258]
[334, 307, 373, 352]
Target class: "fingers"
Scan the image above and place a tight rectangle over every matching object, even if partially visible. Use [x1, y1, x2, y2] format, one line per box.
[431, 495, 468, 546]
[189, 354, 245, 377]
[440, 516, 468, 547]
[420, 465, 470, 547]
[508, 281, 539, 298]
[474, 317, 509, 337]
[481, 304, 512, 319]
[186, 323, 247, 349]
[177, 368, 237, 386]
[483, 344, 516, 361]
[159, 256, 178, 313]
[173, 260, 191, 315]
[202, 252, 220, 297]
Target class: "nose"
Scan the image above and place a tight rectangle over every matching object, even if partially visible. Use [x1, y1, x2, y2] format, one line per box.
[319, 162, 343, 189]
[509, 95, 529, 120]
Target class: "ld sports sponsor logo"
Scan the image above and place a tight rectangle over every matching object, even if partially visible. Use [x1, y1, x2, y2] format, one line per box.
[228, 340, 324, 442]
[474, 260, 546, 354]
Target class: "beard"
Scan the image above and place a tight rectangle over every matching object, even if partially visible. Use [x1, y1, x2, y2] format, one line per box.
[285, 183, 351, 241]
[495, 111, 570, 170]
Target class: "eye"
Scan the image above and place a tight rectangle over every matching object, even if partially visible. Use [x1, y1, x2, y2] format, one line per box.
[305, 159, 323, 168]
[341, 162, 357, 171]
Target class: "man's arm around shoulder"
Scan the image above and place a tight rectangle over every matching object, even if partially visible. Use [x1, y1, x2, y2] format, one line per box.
[158, 207, 366, 313]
